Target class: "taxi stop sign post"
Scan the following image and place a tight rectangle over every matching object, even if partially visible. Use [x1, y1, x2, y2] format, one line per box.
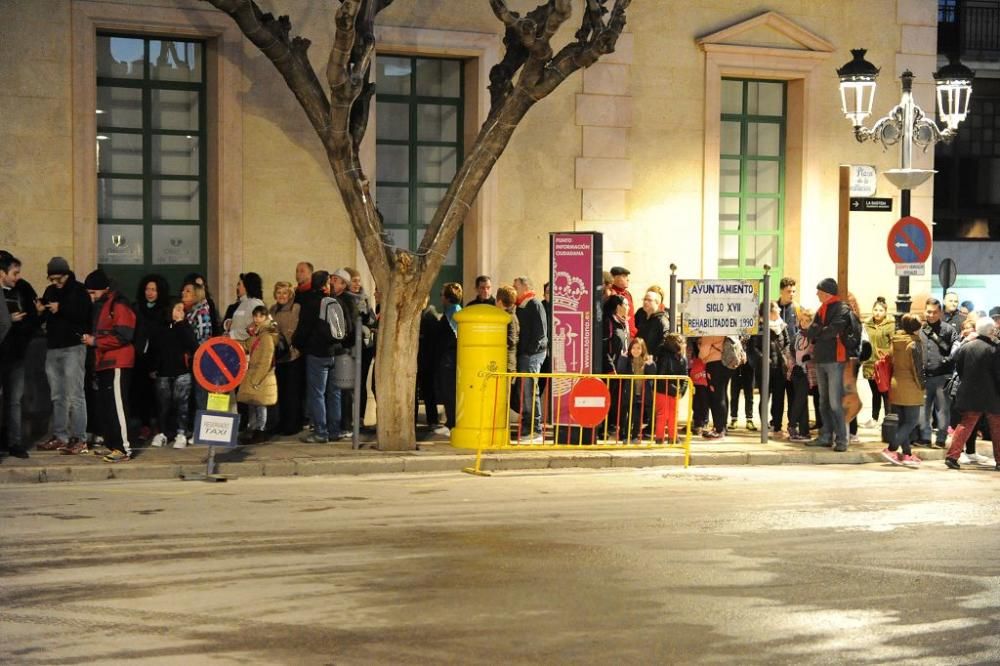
[188, 337, 248, 481]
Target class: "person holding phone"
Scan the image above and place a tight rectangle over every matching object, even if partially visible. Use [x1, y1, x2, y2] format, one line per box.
[35, 257, 91, 453]
[0, 251, 40, 459]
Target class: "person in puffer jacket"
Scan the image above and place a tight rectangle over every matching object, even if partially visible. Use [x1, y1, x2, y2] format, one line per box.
[80, 270, 136, 463]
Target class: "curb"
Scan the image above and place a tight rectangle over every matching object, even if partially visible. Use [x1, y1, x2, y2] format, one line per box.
[0, 445, 949, 484]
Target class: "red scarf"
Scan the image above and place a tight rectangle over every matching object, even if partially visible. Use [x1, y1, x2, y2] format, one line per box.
[816, 296, 847, 362]
[516, 290, 536, 306]
[296, 282, 310, 294]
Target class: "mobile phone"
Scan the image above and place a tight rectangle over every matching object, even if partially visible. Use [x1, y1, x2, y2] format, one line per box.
[37, 298, 49, 306]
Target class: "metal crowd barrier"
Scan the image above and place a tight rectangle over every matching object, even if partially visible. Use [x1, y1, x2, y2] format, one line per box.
[463, 371, 694, 475]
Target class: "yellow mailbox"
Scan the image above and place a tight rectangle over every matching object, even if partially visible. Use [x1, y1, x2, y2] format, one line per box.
[451, 304, 511, 449]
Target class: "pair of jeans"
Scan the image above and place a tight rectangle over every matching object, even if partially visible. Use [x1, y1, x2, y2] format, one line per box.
[0, 359, 26, 450]
[247, 404, 267, 432]
[920, 374, 951, 444]
[891, 405, 922, 456]
[44, 345, 87, 442]
[815, 362, 847, 445]
[517, 351, 546, 437]
[305, 354, 341, 440]
[155, 374, 192, 439]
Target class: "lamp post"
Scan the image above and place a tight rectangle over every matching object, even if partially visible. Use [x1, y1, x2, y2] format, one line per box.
[836, 49, 974, 316]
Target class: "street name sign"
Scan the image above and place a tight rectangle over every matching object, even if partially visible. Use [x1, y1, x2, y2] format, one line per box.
[849, 164, 877, 197]
[850, 197, 893, 212]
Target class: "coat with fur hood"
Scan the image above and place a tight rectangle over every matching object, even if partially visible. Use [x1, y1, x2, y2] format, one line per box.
[238, 319, 278, 406]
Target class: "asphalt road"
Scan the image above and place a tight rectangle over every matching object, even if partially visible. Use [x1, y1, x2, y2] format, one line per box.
[1, 465, 998, 665]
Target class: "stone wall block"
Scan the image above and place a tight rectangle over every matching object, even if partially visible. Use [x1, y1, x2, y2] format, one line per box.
[576, 94, 633, 128]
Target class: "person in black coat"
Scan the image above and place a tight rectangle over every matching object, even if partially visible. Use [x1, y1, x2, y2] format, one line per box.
[944, 317, 1000, 470]
[433, 283, 463, 432]
[131, 274, 171, 438]
[416, 299, 441, 427]
[1, 252, 40, 457]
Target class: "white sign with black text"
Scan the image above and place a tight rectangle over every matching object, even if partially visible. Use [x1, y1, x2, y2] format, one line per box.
[681, 279, 762, 337]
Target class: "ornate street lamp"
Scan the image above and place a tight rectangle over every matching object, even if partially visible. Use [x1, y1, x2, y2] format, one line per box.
[835, 48, 974, 312]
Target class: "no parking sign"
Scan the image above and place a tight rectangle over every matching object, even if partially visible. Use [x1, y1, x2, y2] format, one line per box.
[192, 336, 247, 393]
[887, 216, 932, 276]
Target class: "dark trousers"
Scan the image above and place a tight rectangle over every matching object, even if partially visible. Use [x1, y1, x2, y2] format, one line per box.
[759, 368, 789, 431]
[705, 361, 731, 434]
[0, 359, 26, 452]
[788, 368, 810, 436]
[436, 360, 457, 429]
[416, 367, 438, 426]
[275, 357, 304, 435]
[728, 363, 754, 420]
[867, 379, 888, 421]
[130, 358, 157, 428]
[96, 368, 132, 454]
[358, 346, 375, 427]
[692, 385, 710, 430]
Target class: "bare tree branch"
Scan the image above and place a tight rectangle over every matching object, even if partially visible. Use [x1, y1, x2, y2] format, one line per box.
[203, 0, 332, 143]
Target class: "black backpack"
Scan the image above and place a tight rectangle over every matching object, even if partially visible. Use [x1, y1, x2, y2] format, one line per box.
[842, 310, 863, 358]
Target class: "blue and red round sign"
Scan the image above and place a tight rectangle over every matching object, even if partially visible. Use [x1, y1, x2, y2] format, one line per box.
[192, 337, 247, 393]
[887, 216, 932, 264]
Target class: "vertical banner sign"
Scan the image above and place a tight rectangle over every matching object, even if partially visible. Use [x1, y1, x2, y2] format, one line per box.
[550, 232, 602, 440]
[680, 279, 762, 336]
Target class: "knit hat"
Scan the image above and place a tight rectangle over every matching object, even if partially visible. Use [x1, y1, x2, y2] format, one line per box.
[84, 269, 110, 290]
[989, 306, 1000, 320]
[46, 256, 71, 276]
[332, 269, 352, 285]
[816, 277, 839, 296]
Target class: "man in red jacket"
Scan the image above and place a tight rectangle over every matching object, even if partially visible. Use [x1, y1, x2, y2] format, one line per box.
[81, 270, 136, 462]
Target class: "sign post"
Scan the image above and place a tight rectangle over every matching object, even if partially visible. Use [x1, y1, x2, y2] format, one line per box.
[188, 337, 247, 482]
[549, 232, 602, 444]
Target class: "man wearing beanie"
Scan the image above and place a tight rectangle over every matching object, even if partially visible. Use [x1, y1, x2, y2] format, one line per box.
[35, 257, 92, 453]
[806, 277, 851, 451]
[81, 269, 136, 462]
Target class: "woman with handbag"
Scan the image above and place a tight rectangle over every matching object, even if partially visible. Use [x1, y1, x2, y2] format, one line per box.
[861, 297, 895, 427]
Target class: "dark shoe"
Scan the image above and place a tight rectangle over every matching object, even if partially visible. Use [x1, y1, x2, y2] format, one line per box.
[702, 430, 723, 439]
[8, 449, 29, 459]
[914, 439, 932, 448]
[944, 457, 961, 470]
[833, 443, 848, 452]
[933, 441, 947, 449]
[300, 434, 328, 444]
[37, 437, 65, 451]
[59, 438, 89, 455]
[250, 431, 270, 444]
[806, 438, 832, 448]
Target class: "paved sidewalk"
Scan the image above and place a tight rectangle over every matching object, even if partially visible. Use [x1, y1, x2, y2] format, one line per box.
[0, 423, 960, 484]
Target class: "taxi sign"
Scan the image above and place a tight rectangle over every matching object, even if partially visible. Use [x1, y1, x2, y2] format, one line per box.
[192, 336, 247, 393]
[568, 377, 611, 428]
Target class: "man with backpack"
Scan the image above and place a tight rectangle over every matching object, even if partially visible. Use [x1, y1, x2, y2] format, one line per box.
[805, 278, 851, 451]
[293, 270, 354, 443]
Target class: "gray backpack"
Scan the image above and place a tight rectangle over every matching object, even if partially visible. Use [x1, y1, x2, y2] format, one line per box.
[721, 335, 747, 370]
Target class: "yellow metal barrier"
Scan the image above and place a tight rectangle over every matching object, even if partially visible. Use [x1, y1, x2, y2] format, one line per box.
[456, 371, 694, 475]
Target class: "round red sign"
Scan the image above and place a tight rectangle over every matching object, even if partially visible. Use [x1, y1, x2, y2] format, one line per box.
[192, 336, 248, 393]
[568, 377, 612, 428]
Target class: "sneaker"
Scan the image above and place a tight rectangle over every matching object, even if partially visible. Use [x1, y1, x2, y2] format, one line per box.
[529, 434, 545, 444]
[745, 420, 757, 431]
[933, 441, 947, 449]
[7, 448, 29, 459]
[861, 419, 877, 428]
[789, 434, 810, 442]
[900, 454, 921, 468]
[172, 434, 188, 449]
[914, 439, 932, 448]
[806, 438, 832, 448]
[958, 452, 971, 465]
[966, 452, 995, 465]
[150, 433, 168, 448]
[880, 448, 901, 465]
[102, 450, 130, 463]
[300, 434, 328, 444]
[433, 425, 451, 436]
[59, 438, 89, 455]
[729, 418, 738, 430]
[37, 437, 65, 451]
[944, 457, 961, 470]
[849, 434, 861, 444]
[702, 430, 723, 439]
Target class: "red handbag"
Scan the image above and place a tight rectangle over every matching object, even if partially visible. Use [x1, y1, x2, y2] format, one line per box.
[873, 353, 892, 394]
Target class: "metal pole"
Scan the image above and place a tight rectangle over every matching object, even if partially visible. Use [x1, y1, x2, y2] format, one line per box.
[668, 263, 678, 332]
[760, 266, 771, 444]
[352, 314, 362, 449]
[896, 72, 915, 321]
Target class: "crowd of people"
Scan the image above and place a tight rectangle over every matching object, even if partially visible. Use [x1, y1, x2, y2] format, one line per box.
[595, 269, 1000, 471]
[2, 249, 999, 472]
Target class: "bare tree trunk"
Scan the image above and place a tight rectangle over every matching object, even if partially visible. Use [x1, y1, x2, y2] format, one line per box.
[370, 274, 424, 449]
